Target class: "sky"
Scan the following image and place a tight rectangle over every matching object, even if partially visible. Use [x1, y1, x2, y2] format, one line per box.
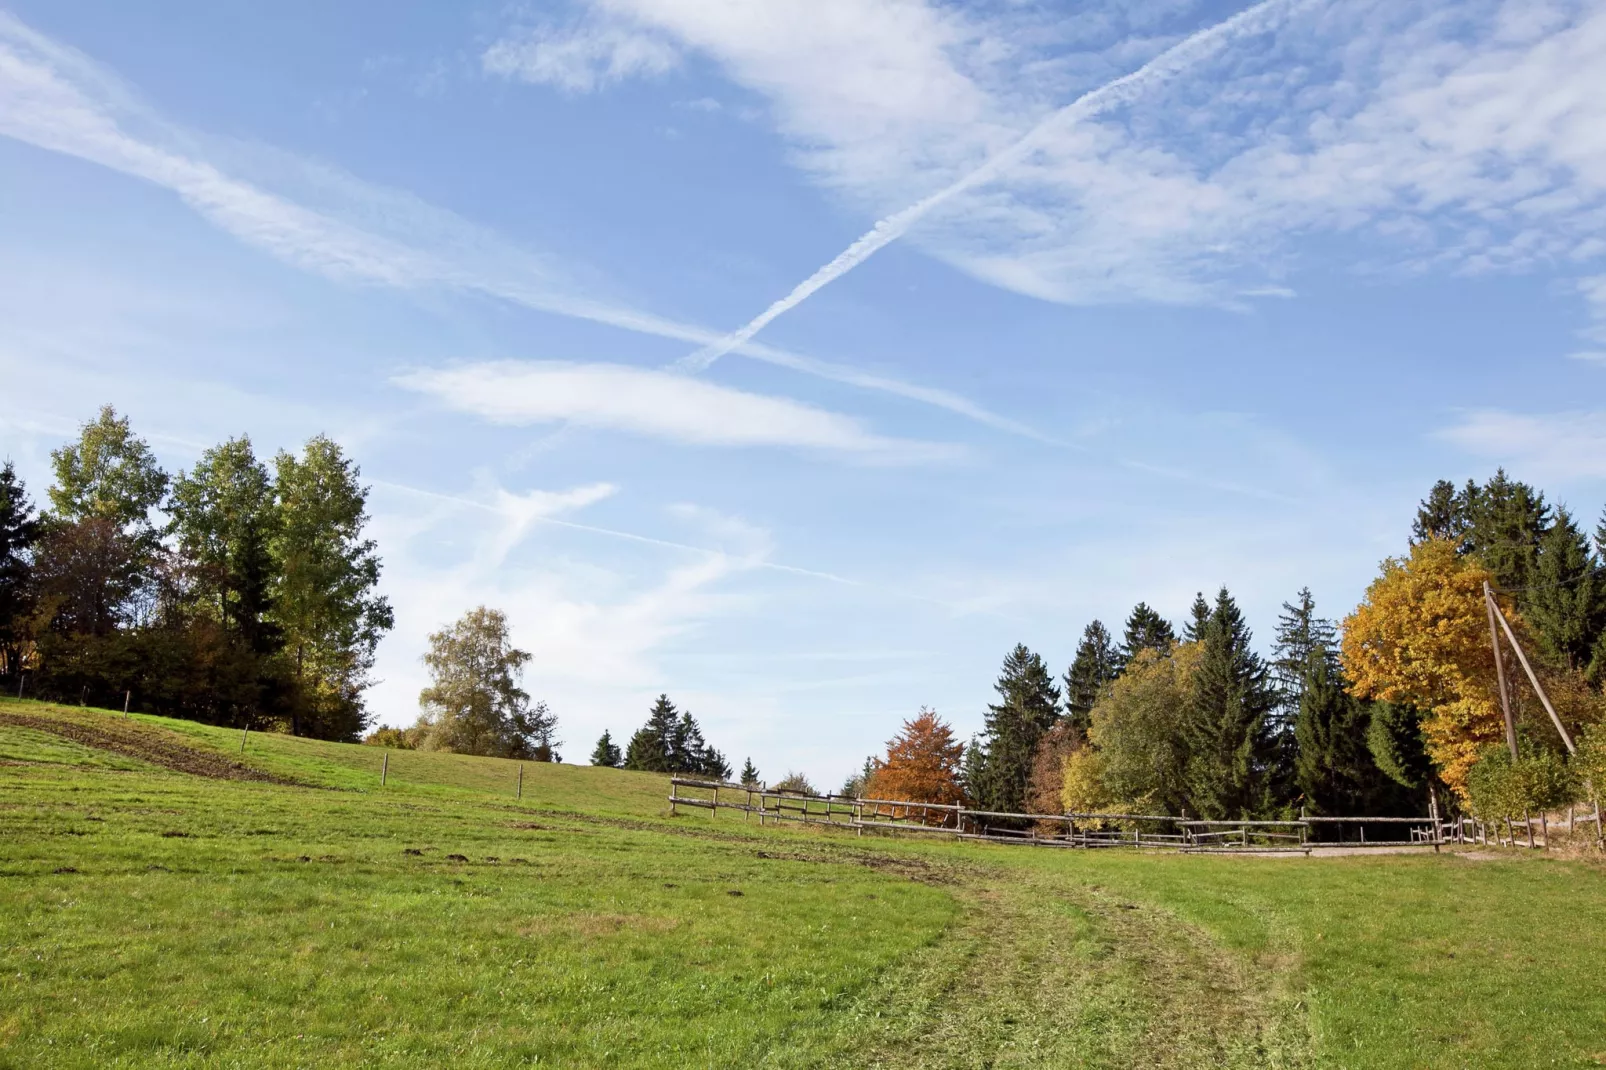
[2, 0, 1604, 786]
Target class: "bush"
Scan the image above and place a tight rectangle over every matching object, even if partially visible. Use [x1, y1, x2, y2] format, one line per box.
[770, 771, 817, 796]
[1465, 744, 1579, 824]
[364, 726, 418, 750]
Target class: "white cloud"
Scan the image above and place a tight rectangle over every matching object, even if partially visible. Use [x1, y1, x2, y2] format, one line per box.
[394, 360, 956, 461]
[0, 11, 1027, 438]
[489, 0, 1606, 329]
[482, 18, 679, 92]
[1437, 408, 1606, 481]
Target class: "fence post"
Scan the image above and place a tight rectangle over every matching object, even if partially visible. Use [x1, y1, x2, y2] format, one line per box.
[670, 778, 679, 816]
[240, 726, 248, 753]
[123, 690, 131, 717]
[517, 763, 523, 801]
[381, 750, 388, 786]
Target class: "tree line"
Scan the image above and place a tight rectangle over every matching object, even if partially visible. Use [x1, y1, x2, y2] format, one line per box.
[843, 470, 1606, 825]
[0, 407, 392, 739]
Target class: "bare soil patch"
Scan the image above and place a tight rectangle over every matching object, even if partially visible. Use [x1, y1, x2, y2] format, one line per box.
[0, 713, 303, 785]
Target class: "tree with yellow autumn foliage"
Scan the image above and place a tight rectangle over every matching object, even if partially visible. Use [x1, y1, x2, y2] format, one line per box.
[1341, 538, 1511, 796]
[866, 707, 964, 823]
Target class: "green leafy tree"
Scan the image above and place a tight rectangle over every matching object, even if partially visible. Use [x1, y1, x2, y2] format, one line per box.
[0, 462, 41, 680]
[169, 437, 281, 655]
[1119, 603, 1175, 669]
[414, 606, 539, 758]
[590, 730, 623, 767]
[974, 644, 1061, 815]
[1063, 620, 1118, 733]
[1181, 588, 1279, 818]
[270, 436, 393, 738]
[1088, 644, 1199, 815]
[48, 405, 168, 545]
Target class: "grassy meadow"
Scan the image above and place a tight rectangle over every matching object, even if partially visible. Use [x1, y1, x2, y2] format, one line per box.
[3, 697, 1605, 1068]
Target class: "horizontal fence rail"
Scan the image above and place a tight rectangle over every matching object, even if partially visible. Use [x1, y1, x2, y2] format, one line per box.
[665, 778, 1469, 854]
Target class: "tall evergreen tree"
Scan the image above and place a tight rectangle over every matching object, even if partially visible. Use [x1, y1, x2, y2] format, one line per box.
[1181, 588, 1278, 818]
[740, 756, 760, 786]
[590, 730, 623, 767]
[169, 436, 281, 656]
[1293, 649, 1393, 815]
[624, 694, 680, 772]
[1119, 603, 1176, 668]
[974, 644, 1061, 815]
[1525, 507, 1606, 674]
[1463, 470, 1550, 591]
[1271, 588, 1337, 710]
[1063, 620, 1118, 733]
[959, 733, 987, 804]
[0, 462, 40, 682]
[1182, 592, 1212, 642]
[1411, 479, 1470, 547]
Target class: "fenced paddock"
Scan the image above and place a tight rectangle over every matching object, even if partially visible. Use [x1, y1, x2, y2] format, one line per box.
[664, 778, 1522, 855]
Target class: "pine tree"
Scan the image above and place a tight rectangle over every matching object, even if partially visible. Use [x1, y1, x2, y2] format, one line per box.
[975, 644, 1061, 815]
[740, 756, 759, 786]
[1412, 479, 1470, 547]
[1293, 649, 1392, 815]
[1463, 469, 1550, 590]
[1182, 592, 1212, 642]
[1271, 588, 1337, 709]
[1526, 507, 1606, 674]
[1181, 588, 1278, 818]
[624, 694, 679, 772]
[1063, 620, 1118, 733]
[959, 733, 986, 804]
[590, 730, 623, 767]
[1119, 603, 1176, 668]
[0, 462, 40, 682]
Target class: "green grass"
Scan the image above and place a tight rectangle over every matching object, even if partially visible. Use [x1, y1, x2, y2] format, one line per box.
[3, 697, 1605, 1068]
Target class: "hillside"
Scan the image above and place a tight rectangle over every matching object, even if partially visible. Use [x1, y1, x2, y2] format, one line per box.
[4, 698, 1605, 1068]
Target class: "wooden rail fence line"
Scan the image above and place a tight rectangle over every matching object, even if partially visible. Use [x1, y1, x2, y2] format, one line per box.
[665, 779, 1493, 854]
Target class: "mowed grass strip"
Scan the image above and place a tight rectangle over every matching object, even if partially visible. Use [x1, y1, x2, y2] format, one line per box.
[4, 698, 1606, 1068]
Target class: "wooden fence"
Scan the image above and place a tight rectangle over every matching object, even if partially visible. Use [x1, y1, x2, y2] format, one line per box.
[666, 778, 1473, 854]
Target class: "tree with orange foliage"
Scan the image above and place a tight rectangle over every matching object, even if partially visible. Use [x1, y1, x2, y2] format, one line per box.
[866, 707, 964, 823]
[1341, 538, 1515, 797]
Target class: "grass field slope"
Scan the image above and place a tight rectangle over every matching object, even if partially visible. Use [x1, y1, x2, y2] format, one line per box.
[3, 698, 1605, 1069]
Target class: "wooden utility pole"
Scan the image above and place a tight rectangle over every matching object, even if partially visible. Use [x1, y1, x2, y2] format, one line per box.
[1487, 588, 1575, 754]
[1484, 581, 1519, 758]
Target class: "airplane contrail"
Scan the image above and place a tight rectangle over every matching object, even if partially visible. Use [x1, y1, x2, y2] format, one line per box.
[676, 0, 1304, 373]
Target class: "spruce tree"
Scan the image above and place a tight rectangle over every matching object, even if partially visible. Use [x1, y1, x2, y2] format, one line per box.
[1271, 588, 1337, 710]
[1463, 469, 1550, 590]
[1181, 588, 1278, 818]
[959, 733, 987, 804]
[1411, 479, 1470, 547]
[0, 462, 40, 683]
[1063, 620, 1117, 733]
[1119, 603, 1175, 668]
[740, 756, 759, 786]
[590, 730, 622, 767]
[975, 644, 1061, 815]
[624, 694, 679, 771]
[1293, 649, 1389, 814]
[1526, 507, 1606, 674]
[1182, 592, 1212, 642]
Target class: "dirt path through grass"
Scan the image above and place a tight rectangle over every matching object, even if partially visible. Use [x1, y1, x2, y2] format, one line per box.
[0, 712, 303, 784]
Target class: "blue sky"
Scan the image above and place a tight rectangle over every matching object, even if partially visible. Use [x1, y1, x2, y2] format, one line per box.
[2, 0, 1604, 784]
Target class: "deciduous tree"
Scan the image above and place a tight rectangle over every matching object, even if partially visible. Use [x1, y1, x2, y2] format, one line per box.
[867, 708, 964, 820]
[0, 462, 40, 680]
[414, 606, 544, 758]
[1087, 644, 1200, 815]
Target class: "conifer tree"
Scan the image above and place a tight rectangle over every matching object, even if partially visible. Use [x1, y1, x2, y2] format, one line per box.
[1063, 620, 1118, 733]
[1181, 588, 1278, 818]
[1119, 603, 1176, 668]
[959, 733, 987, 804]
[1463, 470, 1550, 591]
[1526, 507, 1606, 674]
[740, 756, 759, 786]
[1412, 479, 1470, 547]
[974, 644, 1061, 815]
[624, 694, 679, 772]
[590, 730, 622, 767]
[1182, 592, 1212, 642]
[1293, 649, 1392, 814]
[1271, 588, 1337, 710]
[0, 462, 40, 682]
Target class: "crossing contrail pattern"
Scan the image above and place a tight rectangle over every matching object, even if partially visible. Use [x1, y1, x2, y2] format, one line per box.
[676, 0, 1303, 373]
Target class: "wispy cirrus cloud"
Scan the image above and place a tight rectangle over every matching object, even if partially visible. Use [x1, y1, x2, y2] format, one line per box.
[482, 16, 680, 92]
[0, 10, 1027, 438]
[490, 0, 1606, 343]
[394, 360, 957, 462]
